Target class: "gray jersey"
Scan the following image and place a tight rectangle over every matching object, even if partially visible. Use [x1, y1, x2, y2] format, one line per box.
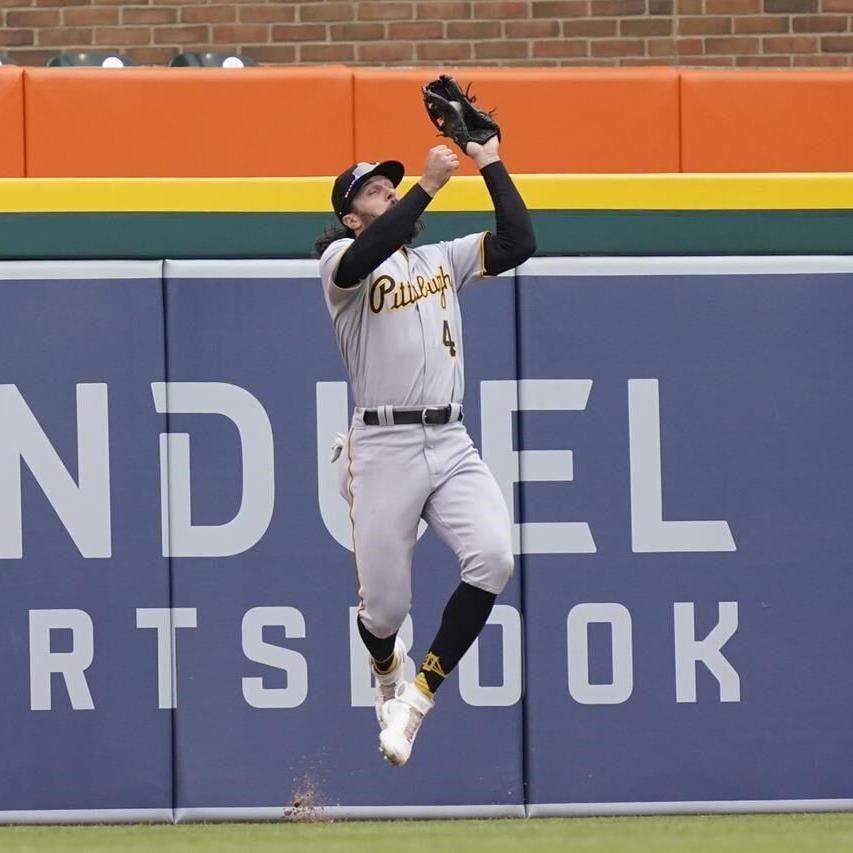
[319, 232, 488, 408]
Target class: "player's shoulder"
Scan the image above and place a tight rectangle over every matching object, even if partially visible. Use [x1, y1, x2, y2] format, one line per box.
[319, 237, 354, 265]
[318, 238, 354, 288]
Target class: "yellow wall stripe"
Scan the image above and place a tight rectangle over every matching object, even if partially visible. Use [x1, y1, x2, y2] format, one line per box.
[2, 173, 853, 213]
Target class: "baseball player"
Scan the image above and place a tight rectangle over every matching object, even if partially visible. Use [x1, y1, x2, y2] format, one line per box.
[315, 135, 535, 766]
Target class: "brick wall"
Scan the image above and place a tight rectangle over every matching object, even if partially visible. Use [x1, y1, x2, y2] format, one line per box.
[1, 0, 852, 68]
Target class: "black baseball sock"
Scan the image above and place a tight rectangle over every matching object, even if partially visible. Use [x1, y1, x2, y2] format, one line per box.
[357, 615, 397, 672]
[415, 581, 497, 698]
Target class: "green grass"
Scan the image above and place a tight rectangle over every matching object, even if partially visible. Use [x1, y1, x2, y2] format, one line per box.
[1, 814, 852, 853]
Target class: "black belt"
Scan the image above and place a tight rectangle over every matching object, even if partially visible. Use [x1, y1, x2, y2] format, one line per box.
[363, 405, 462, 426]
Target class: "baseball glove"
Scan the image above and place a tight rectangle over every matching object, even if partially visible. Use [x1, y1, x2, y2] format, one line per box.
[422, 75, 501, 152]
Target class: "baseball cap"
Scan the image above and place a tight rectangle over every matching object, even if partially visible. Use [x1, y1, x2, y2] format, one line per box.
[332, 160, 405, 221]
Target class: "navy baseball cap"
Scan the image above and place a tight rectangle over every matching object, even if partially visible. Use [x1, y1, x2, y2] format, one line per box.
[332, 160, 405, 221]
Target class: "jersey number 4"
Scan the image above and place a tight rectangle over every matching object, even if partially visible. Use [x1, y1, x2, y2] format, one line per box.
[442, 320, 457, 357]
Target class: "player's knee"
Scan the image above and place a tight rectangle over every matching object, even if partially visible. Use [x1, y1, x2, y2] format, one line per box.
[370, 608, 409, 640]
[488, 545, 515, 593]
[361, 592, 410, 639]
[467, 543, 514, 593]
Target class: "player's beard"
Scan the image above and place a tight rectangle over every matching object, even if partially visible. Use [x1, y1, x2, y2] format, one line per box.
[361, 213, 423, 245]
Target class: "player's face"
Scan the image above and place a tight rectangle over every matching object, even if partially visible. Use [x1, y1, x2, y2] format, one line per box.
[347, 176, 398, 233]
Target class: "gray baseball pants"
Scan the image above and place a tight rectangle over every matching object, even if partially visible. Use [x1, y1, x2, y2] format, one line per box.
[340, 414, 514, 639]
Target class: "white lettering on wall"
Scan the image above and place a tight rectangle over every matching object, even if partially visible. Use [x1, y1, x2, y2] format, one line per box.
[481, 379, 596, 555]
[316, 381, 353, 550]
[152, 382, 274, 558]
[674, 601, 741, 703]
[136, 607, 198, 709]
[0, 384, 110, 559]
[629, 379, 736, 553]
[567, 602, 633, 705]
[242, 606, 308, 709]
[29, 609, 95, 711]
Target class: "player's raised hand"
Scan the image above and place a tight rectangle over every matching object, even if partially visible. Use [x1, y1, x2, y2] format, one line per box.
[465, 134, 500, 168]
[418, 145, 459, 197]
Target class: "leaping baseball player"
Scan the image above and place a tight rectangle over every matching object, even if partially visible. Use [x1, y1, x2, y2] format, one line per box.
[313, 77, 536, 766]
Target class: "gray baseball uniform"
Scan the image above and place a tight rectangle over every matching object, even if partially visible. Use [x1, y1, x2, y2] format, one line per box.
[320, 232, 514, 639]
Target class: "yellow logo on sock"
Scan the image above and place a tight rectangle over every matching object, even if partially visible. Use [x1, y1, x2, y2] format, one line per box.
[421, 652, 448, 678]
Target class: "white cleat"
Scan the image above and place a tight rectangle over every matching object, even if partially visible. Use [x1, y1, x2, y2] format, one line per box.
[371, 636, 408, 730]
[378, 682, 434, 767]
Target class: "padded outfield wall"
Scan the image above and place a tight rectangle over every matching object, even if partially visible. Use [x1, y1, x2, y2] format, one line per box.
[0, 177, 851, 822]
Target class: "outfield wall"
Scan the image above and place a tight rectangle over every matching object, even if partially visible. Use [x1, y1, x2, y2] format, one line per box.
[8, 67, 853, 178]
[1, 254, 851, 822]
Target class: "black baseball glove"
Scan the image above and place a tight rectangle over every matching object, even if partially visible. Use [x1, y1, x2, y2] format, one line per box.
[422, 74, 501, 152]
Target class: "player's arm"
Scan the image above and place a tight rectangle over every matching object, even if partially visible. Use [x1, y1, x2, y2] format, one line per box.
[335, 146, 459, 289]
[467, 137, 537, 276]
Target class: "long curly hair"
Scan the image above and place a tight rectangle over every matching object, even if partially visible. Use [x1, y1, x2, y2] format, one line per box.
[312, 224, 353, 259]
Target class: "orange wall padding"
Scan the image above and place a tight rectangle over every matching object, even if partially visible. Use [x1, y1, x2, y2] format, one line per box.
[23, 67, 353, 177]
[0, 67, 25, 178]
[14, 67, 853, 179]
[354, 67, 681, 177]
[682, 70, 853, 173]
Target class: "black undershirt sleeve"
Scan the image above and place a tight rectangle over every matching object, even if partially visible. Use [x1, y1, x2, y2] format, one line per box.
[480, 160, 537, 276]
[334, 184, 433, 289]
